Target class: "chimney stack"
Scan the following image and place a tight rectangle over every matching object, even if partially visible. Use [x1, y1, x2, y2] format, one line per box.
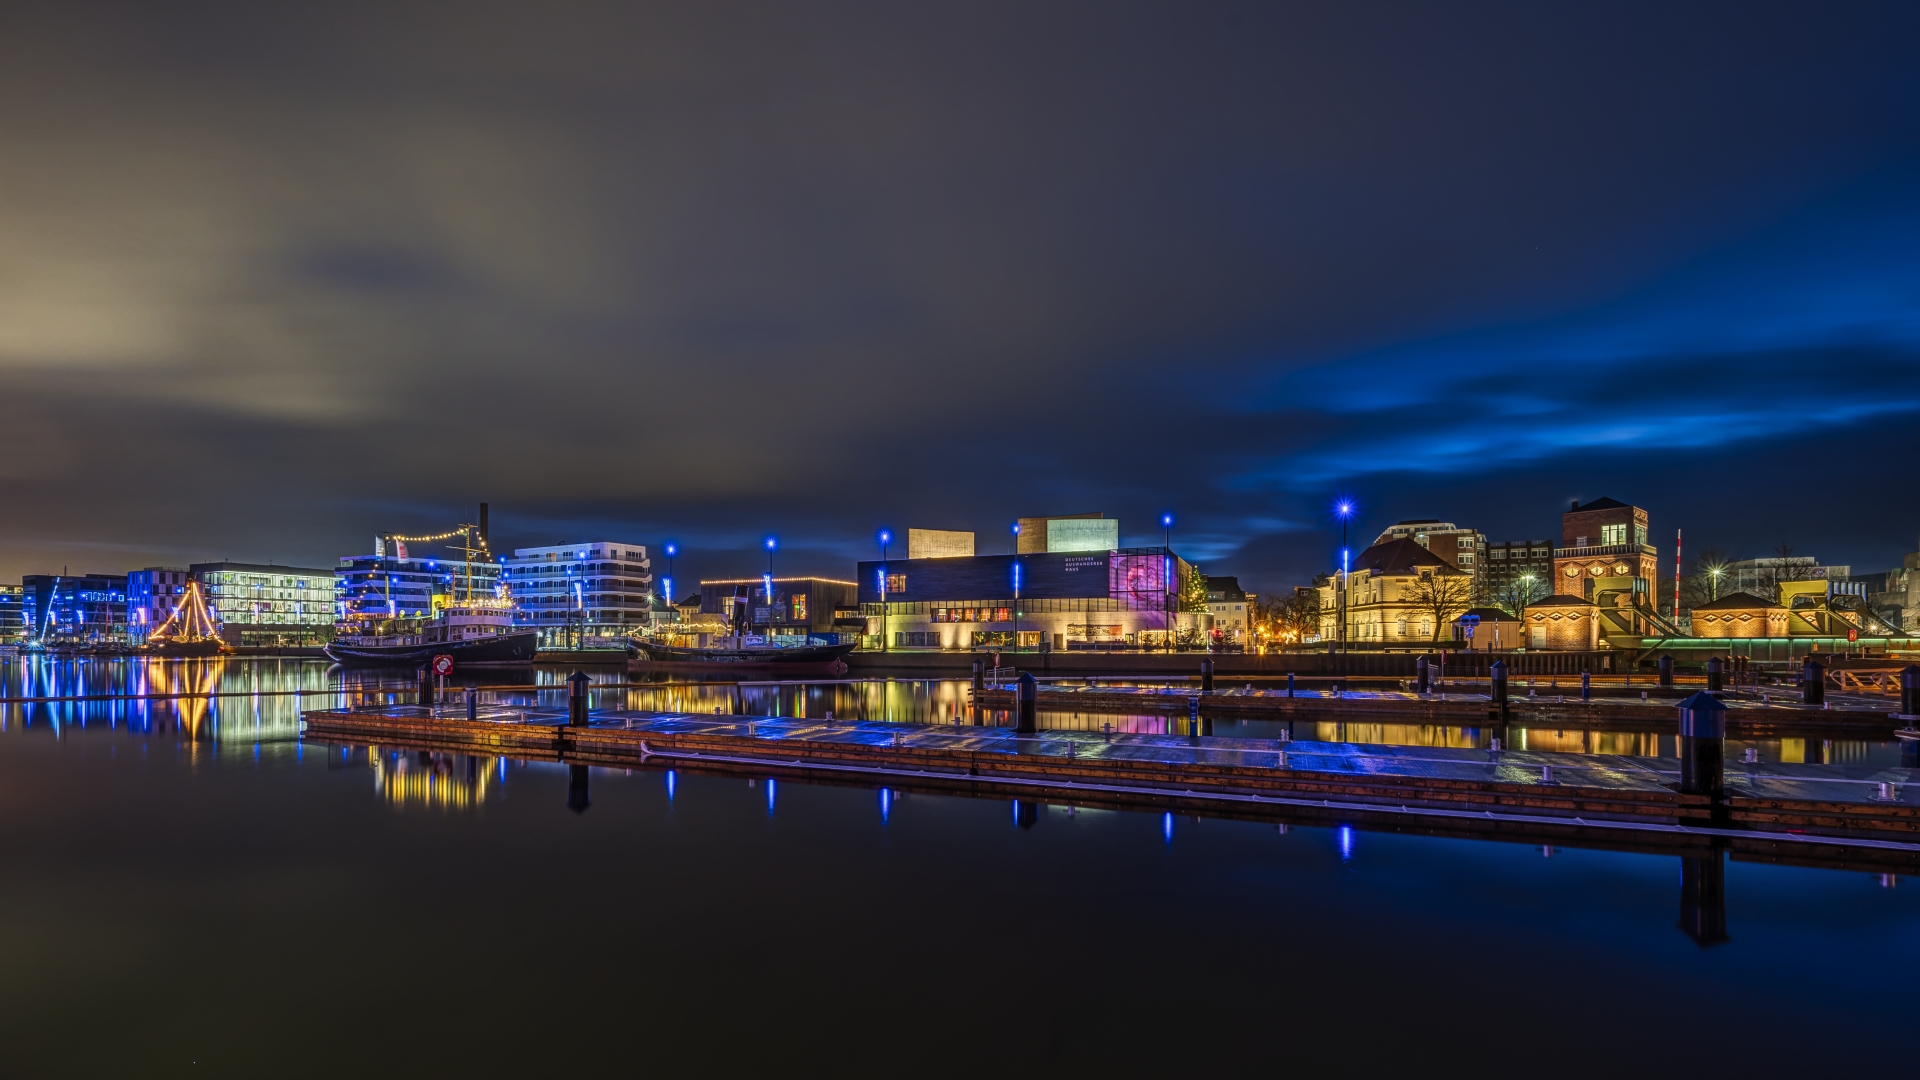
[479, 503, 489, 543]
[1570, 499, 1579, 511]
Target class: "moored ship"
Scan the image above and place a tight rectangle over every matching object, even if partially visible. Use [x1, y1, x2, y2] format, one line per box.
[325, 597, 538, 667]
[144, 581, 231, 658]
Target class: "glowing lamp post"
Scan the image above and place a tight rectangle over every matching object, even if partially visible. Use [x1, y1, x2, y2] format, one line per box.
[662, 543, 676, 606]
[1011, 523, 1021, 654]
[763, 537, 777, 638]
[878, 529, 891, 652]
[1336, 500, 1355, 653]
[1162, 513, 1174, 653]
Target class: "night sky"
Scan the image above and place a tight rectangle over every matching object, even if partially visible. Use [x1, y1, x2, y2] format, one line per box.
[3, 1, 1918, 592]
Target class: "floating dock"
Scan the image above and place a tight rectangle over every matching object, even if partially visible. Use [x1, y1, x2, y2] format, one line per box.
[301, 698, 1920, 867]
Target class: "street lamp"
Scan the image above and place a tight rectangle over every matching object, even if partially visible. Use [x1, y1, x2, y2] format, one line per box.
[764, 536, 777, 608]
[878, 529, 891, 652]
[1708, 566, 1724, 602]
[1010, 523, 1021, 654]
[1335, 499, 1356, 654]
[1161, 513, 1174, 653]
[662, 543, 676, 605]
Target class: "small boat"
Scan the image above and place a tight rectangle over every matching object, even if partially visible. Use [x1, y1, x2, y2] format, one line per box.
[325, 598, 538, 668]
[632, 637, 856, 673]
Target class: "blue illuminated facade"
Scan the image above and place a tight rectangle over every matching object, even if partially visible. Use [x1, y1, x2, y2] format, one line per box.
[335, 553, 501, 619]
[21, 573, 130, 645]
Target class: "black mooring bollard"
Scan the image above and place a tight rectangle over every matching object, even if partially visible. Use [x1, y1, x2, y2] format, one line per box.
[1201, 659, 1213, 694]
[1287, 672, 1296, 698]
[1581, 670, 1592, 701]
[1490, 659, 1508, 712]
[1014, 800, 1038, 830]
[1801, 657, 1825, 707]
[1417, 655, 1431, 693]
[1015, 671, 1037, 734]
[1898, 665, 1919, 721]
[1678, 849, 1730, 948]
[465, 685, 477, 722]
[417, 666, 434, 707]
[1706, 656, 1723, 694]
[1658, 654, 1674, 689]
[1677, 691, 1727, 824]
[567, 669, 590, 727]
[972, 660, 984, 696]
[567, 764, 591, 814]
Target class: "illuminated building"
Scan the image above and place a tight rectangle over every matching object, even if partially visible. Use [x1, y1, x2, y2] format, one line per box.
[1521, 594, 1601, 649]
[190, 562, 339, 646]
[1481, 540, 1556, 608]
[907, 529, 975, 559]
[1204, 576, 1252, 647]
[500, 542, 652, 643]
[698, 577, 859, 641]
[126, 567, 191, 642]
[1315, 539, 1466, 644]
[855, 546, 1203, 650]
[0, 584, 22, 644]
[335, 550, 501, 619]
[1015, 513, 1120, 555]
[1370, 519, 1487, 579]
[1690, 592, 1790, 639]
[21, 573, 129, 644]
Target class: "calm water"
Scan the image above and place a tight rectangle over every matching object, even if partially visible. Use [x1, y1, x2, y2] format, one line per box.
[0, 658, 1914, 1076]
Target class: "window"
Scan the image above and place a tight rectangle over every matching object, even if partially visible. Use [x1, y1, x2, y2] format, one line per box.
[1458, 553, 1474, 565]
[1491, 549, 1506, 560]
[1396, 618, 1407, 636]
[1420, 618, 1433, 638]
[1600, 523, 1627, 545]
[884, 574, 907, 593]
[790, 594, 807, 621]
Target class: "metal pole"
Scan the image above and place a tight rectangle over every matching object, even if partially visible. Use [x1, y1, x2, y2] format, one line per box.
[1676, 691, 1727, 825]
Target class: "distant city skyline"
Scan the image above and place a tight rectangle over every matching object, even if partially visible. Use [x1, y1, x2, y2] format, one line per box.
[1, 2, 1916, 595]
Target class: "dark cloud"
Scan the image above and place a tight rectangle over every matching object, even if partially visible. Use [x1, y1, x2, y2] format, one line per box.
[1, 0, 1917, 592]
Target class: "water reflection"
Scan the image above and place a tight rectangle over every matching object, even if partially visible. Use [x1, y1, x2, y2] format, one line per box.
[364, 748, 498, 810]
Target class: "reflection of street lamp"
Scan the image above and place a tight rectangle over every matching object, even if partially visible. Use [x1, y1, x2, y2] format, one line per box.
[878, 529, 891, 652]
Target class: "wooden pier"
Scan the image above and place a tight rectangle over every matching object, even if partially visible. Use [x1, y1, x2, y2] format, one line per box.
[301, 700, 1920, 864]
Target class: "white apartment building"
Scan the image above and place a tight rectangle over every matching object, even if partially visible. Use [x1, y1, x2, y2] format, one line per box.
[501, 542, 653, 641]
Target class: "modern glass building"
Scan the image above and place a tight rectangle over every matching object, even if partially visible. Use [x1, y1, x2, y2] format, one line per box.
[0, 584, 23, 644]
[126, 567, 192, 643]
[190, 563, 340, 647]
[500, 542, 652, 644]
[21, 574, 130, 645]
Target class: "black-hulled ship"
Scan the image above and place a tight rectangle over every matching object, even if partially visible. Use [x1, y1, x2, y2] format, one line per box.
[325, 598, 538, 667]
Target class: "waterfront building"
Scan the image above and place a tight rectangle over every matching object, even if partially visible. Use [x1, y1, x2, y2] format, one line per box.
[0, 584, 21, 643]
[697, 577, 860, 641]
[1014, 513, 1119, 555]
[190, 562, 339, 647]
[500, 542, 652, 643]
[1451, 607, 1524, 649]
[856, 546, 1203, 650]
[1204, 576, 1252, 647]
[1479, 540, 1556, 610]
[1521, 594, 1600, 649]
[907, 529, 975, 559]
[1689, 592, 1789, 639]
[21, 573, 129, 644]
[126, 568, 191, 642]
[1722, 556, 1848, 602]
[1550, 498, 1666, 637]
[1315, 538, 1467, 644]
[335, 551, 502, 620]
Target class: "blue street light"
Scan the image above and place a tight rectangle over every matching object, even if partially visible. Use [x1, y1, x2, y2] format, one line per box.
[662, 542, 677, 604]
[1011, 523, 1022, 652]
[764, 536, 777, 604]
[1334, 497, 1357, 653]
[878, 530, 892, 652]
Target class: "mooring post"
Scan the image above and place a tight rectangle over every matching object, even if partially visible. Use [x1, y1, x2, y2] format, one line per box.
[1581, 669, 1591, 701]
[1801, 656, 1825, 707]
[1678, 847, 1730, 948]
[1676, 690, 1727, 825]
[1287, 672, 1296, 698]
[1188, 695, 1201, 738]
[1706, 656, 1723, 694]
[417, 666, 434, 707]
[1898, 665, 1919, 723]
[567, 764, 591, 814]
[1201, 658, 1213, 694]
[567, 669, 590, 727]
[972, 660, 984, 696]
[465, 684, 477, 722]
[1658, 654, 1674, 689]
[1490, 659, 1508, 715]
[1015, 671, 1037, 734]
[1416, 654, 1430, 694]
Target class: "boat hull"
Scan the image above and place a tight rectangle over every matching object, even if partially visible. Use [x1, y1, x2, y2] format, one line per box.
[149, 639, 227, 658]
[324, 630, 540, 668]
[632, 640, 857, 673]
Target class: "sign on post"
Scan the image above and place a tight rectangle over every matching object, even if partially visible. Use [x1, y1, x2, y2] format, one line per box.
[432, 654, 455, 677]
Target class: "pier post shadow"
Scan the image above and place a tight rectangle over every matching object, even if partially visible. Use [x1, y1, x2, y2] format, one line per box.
[1013, 799, 1038, 829]
[1678, 846, 1730, 948]
[567, 765, 591, 814]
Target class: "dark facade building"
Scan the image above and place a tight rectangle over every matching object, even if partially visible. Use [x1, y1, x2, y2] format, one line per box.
[855, 548, 1200, 649]
[126, 568, 192, 641]
[698, 577, 859, 641]
[1480, 540, 1556, 610]
[22, 573, 130, 644]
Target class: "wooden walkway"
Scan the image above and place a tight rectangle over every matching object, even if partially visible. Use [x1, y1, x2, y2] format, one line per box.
[301, 703, 1920, 857]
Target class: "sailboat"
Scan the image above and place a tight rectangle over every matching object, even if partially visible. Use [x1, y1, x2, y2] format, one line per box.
[145, 581, 229, 658]
[324, 519, 538, 667]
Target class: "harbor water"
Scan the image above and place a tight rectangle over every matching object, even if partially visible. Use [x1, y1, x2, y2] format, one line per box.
[0, 657, 1914, 1076]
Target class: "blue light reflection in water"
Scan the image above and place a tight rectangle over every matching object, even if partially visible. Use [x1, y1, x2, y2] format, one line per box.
[879, 787, 890, 823]
[1339, 825, 1354, 861]
[1163, 811, 1174, 844]
[766, 777, 776, 814]
[666, 769, 676, 802]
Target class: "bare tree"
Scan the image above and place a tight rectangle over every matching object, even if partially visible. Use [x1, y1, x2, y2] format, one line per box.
[1406, 571, 1474, 640]
[1489, 574, 1547, 618]
[1257, 587, 1321, 644]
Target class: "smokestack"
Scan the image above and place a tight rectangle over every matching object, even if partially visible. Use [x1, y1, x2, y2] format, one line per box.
[479, 503, 489, 543]
[1570, 499, 1579, 512]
